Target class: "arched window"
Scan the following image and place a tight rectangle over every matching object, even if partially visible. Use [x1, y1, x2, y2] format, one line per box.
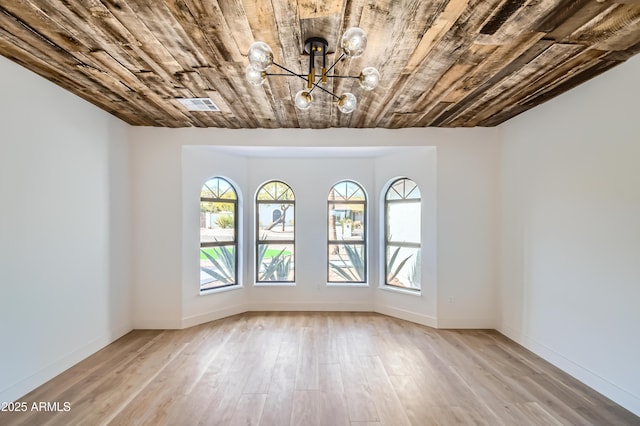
[256, 181, 295, 283]
[327, 180, 367, 283]
[384, 178, 421, 290]
[200, 177, 239, 291]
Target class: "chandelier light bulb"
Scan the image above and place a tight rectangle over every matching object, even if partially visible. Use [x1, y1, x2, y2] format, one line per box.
[295, 90, 313, 110]
[337, 93, 357, 113]
[245, 64, 266, 86]
[341, 27, 367, 58]
[359, 67, 380, 91]
[247, 41, 273, 71]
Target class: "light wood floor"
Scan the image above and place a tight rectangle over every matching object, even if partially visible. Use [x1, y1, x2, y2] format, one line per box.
[3, 312, 638, 426]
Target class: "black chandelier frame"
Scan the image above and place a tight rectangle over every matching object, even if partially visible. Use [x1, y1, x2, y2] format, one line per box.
[265, 37, 361, 101]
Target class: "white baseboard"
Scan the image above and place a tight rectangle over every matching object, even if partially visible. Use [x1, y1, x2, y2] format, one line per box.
[181, 304, 248, 328]
[0, 324, 131, 404]
[180, 303, 494, 331]
[141, 305, 495, 333]
[247, 302, 374, 312]
[374, 305, 437, 328]
[499, 325, 640, 417]
[437, 317, 498, 329]
[132, 317, 184, 329]
[179, 302, 374, 329]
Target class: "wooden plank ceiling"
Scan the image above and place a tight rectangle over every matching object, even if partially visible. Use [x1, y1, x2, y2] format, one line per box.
[1, 0, 639, 128]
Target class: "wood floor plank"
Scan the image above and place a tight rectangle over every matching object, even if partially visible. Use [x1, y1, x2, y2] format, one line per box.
[344, 382, 380, 423]
[259, 339, 297, 426]
[259, 392, 293, 426]
[318, 362, 345, 393]
[227, 393, 267, 426]
[1, 312, 637, 426]
[290, 390, 320, 426]
[362, 358, 412, 426]
[389, 375, 439, 425]
[52, 330, 193, 424]
[318, 390, 351, 426]
[294, 326, 320, 391]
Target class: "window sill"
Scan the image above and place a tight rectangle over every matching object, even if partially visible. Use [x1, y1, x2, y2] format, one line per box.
[254, 282, 297, 287]
[326, 283, 370, 288]
[200, 284, 244, 296]
[379, 284, 422, 297]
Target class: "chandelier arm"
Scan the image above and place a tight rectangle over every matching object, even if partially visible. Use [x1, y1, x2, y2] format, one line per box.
[271, 62, 340, 99]
[266, 73, 307, 77]
[310, 74, 358, 97]
[297, 74, 359, 79]
[308, 82, 341, 100]
[272, 62, 309, 82]
[268, 59, 352, 101]
[325, 53, 346, 75]
[324, 75, 360, 79]
[309, 44, 315, 79]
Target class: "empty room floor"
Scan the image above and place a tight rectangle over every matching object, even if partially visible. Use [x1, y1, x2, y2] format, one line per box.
[2, 312, 638, 425]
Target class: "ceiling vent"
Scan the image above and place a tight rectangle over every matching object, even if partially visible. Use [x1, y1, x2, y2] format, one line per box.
[177, 98, 220, 112]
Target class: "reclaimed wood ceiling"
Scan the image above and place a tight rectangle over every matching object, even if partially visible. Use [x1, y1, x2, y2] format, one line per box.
[1, 1, 640, 129]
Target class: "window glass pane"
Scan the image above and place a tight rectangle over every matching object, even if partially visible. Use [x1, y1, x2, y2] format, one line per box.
[387, 202, 420, 244]
[203, 178, 237, 200]
[257, 181, 294, 201]
[328, 203, 364, 242]
[257, 203, 295, 241]
[329, 181, 365, 201]
[200, 245, 236, 289]
[328, 243, 365, 282]
[200, 202, 235, 244]
[386, 246, 420, 289]
[386, 179, 420, 201]
[201, 186, 215, 199]
[257, 243, 294, 282]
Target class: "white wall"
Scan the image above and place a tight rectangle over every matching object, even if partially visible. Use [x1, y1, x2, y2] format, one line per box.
[500, 54, 640, 415]
[130, 133, 183, 328]
[130, 127, 501, 330]
[431, 137, 501, 328]
[0, 57, 131, 402]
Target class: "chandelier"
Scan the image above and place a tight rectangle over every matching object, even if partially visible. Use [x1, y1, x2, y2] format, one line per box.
[245, 27, 380, 114]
